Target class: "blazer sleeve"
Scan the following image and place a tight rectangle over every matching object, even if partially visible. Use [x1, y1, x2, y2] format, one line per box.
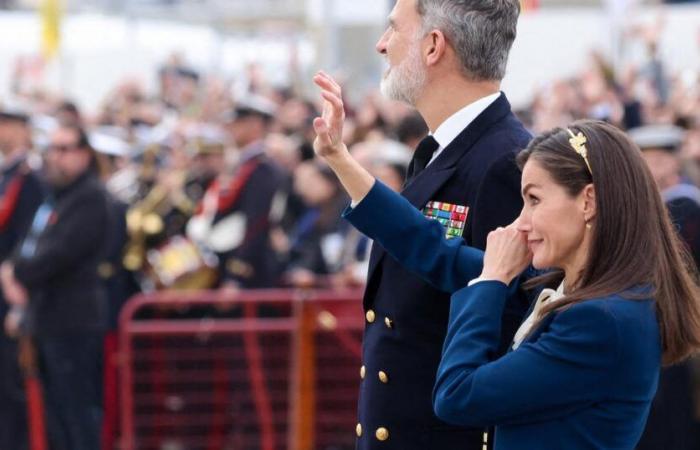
[343, 180, 484, 293]
[433, 281, 619, 428]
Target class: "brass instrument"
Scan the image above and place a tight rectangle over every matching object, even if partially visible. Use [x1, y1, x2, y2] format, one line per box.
[123, 170, 218, 290]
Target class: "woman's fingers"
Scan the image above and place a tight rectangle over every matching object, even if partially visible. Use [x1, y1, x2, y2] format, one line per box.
[482, 225, 531, 284]
[320, 90, 345, 119]
[313, 117, 333, 149]
[314, 72, 342, 99]
[312, 70, 347, 157]
[317, 71, 342, 96]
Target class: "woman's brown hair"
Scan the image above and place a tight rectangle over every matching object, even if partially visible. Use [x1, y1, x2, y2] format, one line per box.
[517, 119, 700, 365]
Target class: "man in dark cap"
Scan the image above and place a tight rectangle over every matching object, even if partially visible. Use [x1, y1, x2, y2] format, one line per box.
[1, 124, 109, 450]
[0, 106, 44, 450]
[633, 124, 700, 450]
[187, 96, 285, 289]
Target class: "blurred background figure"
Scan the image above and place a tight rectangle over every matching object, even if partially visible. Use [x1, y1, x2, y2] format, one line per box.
[0, 104, 43, 450]
[187, 97, 285, 290]
[273, 160, 348, 287]
[1, 124, 109, 450]
[633, 124, 700, 450]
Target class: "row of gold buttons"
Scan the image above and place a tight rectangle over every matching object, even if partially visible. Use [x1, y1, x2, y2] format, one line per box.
[359, 365, 390, 383]
[357, 310, 393, 441]
[356, 424, 389, 441]
[366, 309, 393, 329]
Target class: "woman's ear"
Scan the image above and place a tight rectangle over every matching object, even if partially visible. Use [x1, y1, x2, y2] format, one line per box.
[581, 183, 596, 223]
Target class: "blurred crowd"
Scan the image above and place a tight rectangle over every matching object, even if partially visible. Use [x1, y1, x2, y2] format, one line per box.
[1, 28, 700, 448]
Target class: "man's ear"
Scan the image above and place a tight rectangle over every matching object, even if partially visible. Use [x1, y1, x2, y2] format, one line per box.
[425, 29, 447, 67]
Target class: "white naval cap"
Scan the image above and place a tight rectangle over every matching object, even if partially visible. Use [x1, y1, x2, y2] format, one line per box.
[628, 125, 685, 152]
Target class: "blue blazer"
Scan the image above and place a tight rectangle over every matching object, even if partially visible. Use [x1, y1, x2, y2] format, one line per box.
[345, 181, 661, 450]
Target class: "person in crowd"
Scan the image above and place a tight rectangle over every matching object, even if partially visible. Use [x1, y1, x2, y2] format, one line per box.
[187, 96, 285, 289]
[274, 160, 348, 287]
[312, 83, 700, 446]
[631, 124, 700, 450]
[1, 124, 110, 450]
[0, 106, 43, 450]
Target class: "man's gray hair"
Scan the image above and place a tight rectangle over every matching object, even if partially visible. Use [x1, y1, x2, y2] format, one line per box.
[416, 0, 520, 81]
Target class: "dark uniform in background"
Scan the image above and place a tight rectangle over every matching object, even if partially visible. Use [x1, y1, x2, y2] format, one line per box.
[632, 125, 700, 450]
[0, 109, 44, 450]
[191, 142, 284, 288]
[355, 95, 531, 450]
[188, 100, 285, 289]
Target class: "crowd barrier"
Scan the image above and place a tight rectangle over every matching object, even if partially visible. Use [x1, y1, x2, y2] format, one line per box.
[117, 288, 365, 450]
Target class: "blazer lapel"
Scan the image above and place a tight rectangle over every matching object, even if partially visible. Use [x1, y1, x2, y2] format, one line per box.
[364, 94, 513, 299]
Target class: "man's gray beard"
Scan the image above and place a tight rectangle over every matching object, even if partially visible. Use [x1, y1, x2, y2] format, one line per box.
[379, 50, 426, 106]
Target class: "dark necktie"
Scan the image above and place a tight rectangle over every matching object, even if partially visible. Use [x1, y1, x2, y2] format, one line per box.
[406, 135, 440, 183]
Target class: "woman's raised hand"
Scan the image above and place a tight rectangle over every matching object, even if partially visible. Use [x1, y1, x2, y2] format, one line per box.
[480, 221, 532, 285]
[312, 71, 349, 160]
[311, 71, 376, 204]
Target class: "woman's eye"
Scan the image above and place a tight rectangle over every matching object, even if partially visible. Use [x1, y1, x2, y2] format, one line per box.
[528, 195, 539, 205]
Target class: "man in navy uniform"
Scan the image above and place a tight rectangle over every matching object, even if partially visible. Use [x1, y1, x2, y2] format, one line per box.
[313, 0, 529, 449]
[187, 97, 285, 289]
[0, 106, 43, 450]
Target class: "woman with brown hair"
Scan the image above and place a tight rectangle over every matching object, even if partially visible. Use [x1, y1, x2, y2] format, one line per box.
[312, 72, 700, 449]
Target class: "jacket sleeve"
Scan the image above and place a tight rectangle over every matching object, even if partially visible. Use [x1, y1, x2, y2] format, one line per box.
[343, 180, 484, 293]
[433, 281, 619, 427]
[13, 188, 108, 288]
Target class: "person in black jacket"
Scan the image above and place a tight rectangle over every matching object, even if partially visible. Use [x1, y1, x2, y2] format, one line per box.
[1, 124, 110, 450]
[0, 107, 44, 450]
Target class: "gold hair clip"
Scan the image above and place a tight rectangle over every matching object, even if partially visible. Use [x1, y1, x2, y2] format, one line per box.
[567, 129, 592, 175]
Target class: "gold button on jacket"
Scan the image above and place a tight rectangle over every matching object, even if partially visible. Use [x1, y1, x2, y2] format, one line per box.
[360, 365, 366, 379]
[356, 423, 362, 437]
[378, 371, 389, 383]
[375, 427, 389, 441]
[366, 310, 376, 323]
[384, 317, 393, 328]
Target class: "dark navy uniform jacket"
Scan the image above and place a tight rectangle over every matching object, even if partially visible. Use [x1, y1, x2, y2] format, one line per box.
[351, 94, 531, 450]
[214, 149, 284, 288]
[0, 158, 44, 318]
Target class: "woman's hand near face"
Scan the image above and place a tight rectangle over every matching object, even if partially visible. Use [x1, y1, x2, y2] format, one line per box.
[312, 71, 376, 204]
[480, 221, 532, 285]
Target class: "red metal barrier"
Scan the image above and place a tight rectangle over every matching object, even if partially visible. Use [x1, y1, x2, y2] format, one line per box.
[118, 289, 364, 450]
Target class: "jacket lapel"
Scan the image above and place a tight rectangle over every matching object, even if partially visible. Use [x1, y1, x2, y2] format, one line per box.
[364, 94, 513, 287]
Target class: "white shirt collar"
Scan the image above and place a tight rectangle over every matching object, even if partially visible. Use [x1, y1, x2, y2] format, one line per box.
[428, 92, 501, 165]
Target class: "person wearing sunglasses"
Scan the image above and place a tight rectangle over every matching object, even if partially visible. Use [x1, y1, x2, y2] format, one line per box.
[2, 124, 110, 450]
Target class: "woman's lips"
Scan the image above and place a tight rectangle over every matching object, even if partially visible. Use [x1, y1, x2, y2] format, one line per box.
[527, 239, 543, 252]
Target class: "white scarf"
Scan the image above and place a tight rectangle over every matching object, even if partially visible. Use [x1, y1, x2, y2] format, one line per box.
[512, 282, 565, 350]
